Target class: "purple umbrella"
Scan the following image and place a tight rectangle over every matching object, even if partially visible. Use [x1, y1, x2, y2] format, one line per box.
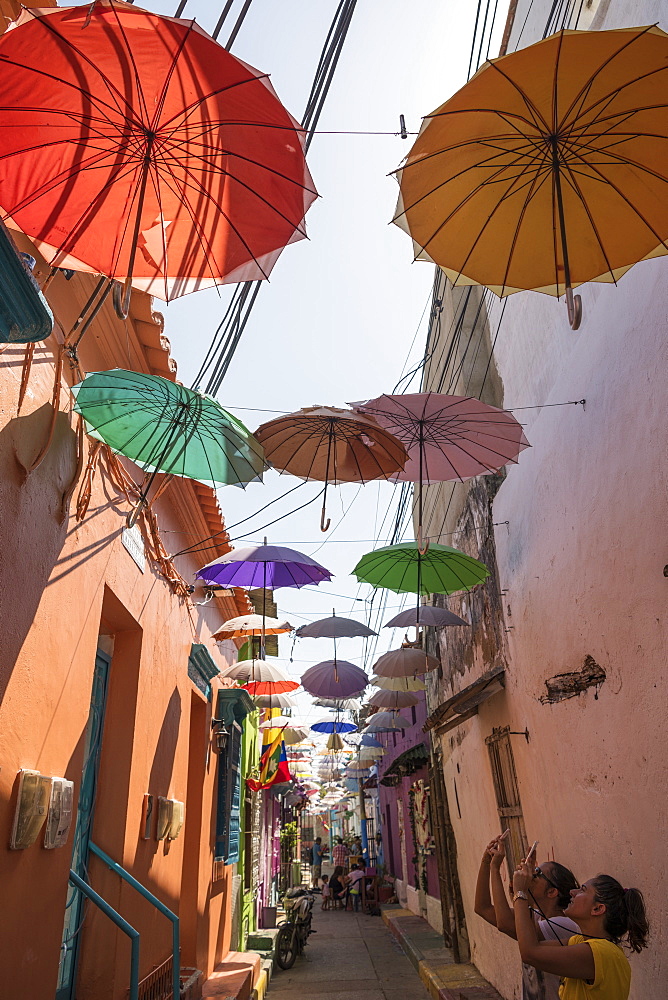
[301, 660, 369, 699]
[196, 542, 332, 589]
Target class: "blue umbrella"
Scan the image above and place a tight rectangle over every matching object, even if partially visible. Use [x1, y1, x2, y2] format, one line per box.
[360, 735, 383, 748]
[311, 718, 357, 735]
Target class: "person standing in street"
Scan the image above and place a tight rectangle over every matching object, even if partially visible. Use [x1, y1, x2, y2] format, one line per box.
[311, 837, 324, 888]
[475, 832, 579, 1000]
[333, 836, 347, 869]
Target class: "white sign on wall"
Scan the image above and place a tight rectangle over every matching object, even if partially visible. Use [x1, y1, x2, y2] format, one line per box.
[121, 524, 145, 572]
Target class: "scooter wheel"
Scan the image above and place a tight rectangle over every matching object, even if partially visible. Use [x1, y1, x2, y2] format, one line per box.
[275, 923, 298, 970]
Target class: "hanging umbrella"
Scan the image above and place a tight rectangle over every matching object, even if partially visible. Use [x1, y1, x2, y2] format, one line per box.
[255, 406, 408, 531]
[353, 541, 489, 595]
[367, 689, 420, 709]
[243, 678, 299, 696]
[254, 692, 298, 709]
[363, 711, 411, 731]
[355, 392, 528, 552]
[360, 735, 384, 748]
[213, 614, 293, 641]
[314, 698, 361, 711]
[197, 541, 332, 659]
[310, 718, 358, 735]
[220, 660, 295, 684]
[370, 674, 426, 692]
[0, 2, 317, 307]
[259, 715, 305, 730]
[373, 648, 439, 678]
[295, 613, 377, 638]
[392, 25, 668, 329]
[385, 605, 467, 628]
[72, 369, 265, 523]
[300, 660, 369, 699]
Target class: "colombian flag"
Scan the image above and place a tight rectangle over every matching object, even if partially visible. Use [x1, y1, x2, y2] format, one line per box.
[246, 728, 292, 791]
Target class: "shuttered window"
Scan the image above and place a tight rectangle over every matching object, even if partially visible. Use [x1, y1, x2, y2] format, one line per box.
[485, 726, 528, 876]
[215, 721, 242, 864]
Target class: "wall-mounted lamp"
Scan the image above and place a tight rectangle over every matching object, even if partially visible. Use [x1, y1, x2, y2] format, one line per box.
[211, 718, 229, 753]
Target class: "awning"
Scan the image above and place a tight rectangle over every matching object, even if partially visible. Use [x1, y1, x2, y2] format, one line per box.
[379, 743, 429, 785]
[423, 665, 505, 735]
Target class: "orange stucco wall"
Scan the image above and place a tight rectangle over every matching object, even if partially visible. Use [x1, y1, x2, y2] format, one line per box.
[0, 253, 243, 996]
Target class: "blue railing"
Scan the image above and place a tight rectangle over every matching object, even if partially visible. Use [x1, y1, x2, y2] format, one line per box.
[89, 841, 180, 1000]
[68, 869, 140, 1000]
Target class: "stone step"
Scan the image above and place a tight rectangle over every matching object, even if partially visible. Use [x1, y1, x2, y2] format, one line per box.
[246, 927, 280, 952]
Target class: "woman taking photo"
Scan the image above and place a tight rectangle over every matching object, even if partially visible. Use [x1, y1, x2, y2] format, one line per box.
[511, 858, 649, 999]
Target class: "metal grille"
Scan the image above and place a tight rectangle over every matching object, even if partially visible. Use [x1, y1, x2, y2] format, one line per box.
[137, 954, 173, 1000]
[485, 726, 528, 875]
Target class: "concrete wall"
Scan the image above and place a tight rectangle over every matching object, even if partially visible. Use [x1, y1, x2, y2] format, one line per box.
[418, 3, 668, 997]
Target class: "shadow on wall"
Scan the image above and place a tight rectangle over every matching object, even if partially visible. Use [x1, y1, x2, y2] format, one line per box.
[0, 404, 77, 695]
[148, 686, 182, 857]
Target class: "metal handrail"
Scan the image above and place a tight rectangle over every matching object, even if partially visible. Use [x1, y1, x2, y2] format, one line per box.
[89, 841, 180, 1000]
[68, 869, 140, 1000]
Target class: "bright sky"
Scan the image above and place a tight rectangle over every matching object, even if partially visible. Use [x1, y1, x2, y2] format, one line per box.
[104, 1, 508, 735]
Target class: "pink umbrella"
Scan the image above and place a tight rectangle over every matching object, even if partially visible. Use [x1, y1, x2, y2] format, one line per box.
[355, 392, 529, 552]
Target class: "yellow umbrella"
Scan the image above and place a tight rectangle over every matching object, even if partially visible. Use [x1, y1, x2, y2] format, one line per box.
[393, 25, 668, 329]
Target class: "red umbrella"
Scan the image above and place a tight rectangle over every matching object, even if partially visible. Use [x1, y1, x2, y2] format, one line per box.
[0, 2, 317, 306]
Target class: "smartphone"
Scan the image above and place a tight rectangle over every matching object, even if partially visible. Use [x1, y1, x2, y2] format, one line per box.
[527, 840, 538, 861]
[499, 828, 511, 841]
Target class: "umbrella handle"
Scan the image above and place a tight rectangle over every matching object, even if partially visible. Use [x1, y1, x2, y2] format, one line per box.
[126, 496, 147, 529]
[112, 279, 131, 320]
[417, 525, 429, 555]
[566, 287, 582, 330]
[320, 504, 331, 533]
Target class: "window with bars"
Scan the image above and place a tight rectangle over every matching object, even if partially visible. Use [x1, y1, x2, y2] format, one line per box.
[485, 726, 528, 877]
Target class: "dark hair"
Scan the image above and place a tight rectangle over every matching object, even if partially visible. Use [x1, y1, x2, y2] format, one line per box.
[315, 837, 322, 843]
[592, 875, 649, 954]
[545, 862, 579, 909]
[333, 865, 344, 877]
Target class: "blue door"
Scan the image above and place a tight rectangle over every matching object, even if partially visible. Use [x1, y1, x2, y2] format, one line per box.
[55, 649, 111, 1000]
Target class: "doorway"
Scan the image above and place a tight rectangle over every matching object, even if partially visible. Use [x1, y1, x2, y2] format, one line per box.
[55, 647, 111, 1000]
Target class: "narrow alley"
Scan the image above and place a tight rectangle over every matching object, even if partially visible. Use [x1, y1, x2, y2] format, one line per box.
[267, 906, 428, 1000]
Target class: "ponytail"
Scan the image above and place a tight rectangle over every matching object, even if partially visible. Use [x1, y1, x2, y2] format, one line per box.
[592, 875, 649, 953]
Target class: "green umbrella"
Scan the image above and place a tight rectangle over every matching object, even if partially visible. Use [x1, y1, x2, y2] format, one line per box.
[352, 541, 488, 596]
[72, 369, 265, 518]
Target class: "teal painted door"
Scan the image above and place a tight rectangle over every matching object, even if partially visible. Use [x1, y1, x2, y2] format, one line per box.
[55, 649, 111, 1000]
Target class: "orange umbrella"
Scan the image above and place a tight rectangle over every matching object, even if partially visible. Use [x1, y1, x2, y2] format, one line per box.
[0, 3, 316, 309]
[213, 614, 293, 642]
[255, 406, 407, 531]
[393, 25, 668, 328]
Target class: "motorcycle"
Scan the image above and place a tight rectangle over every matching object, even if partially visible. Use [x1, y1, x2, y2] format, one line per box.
[275, 886, 315, 970]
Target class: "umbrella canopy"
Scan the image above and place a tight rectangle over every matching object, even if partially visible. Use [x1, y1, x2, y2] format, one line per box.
[254, 692, 298, 709]
[392, 25, 668, 329]
[255, 406, 408, 531]
[300, 660, 369, 699]
[72, 371, 265, 500]
[373, 648, 439, 678]
[353, 541, 489, 595]
[220, 660, 294, 684]
[0, 2, 316, 302]
[259, 715, 303, 730]
[370, 674, 426, 692]
[213, 614, 293, 640]
[310, 718, 358, 735]
[296, 613, 377, 638]
[314, 698, 361, 711]
[367, 689, 420, 709]
[364, 711, 411, 731]
[384, 605, 467, 628]
[360, 735, 384, 748]
[356, 393, 529, 484]
[196, 543, 332, 589]
[242, 674, 300, 696]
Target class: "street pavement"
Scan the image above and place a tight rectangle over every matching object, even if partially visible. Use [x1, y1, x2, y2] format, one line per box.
[267, 903, 430, 1000]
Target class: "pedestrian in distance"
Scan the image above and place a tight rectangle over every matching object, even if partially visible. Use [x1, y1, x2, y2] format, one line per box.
[511, 856, 649, 1000]
[321, 874, 331, 911]
[311, 837, 324, 889]
[475, 831, 579, 1000]
[329, 866, 348, 909]
[332, 836, 347, 869]
[346, 863, 365, 912]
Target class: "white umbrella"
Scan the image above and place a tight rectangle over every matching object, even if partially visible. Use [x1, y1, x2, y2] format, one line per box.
[220, 659, 294, 683]
[254, 692, 298, 709]
[373, 647, 439, 677]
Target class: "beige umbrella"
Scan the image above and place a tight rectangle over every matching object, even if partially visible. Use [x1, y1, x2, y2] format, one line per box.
[373, 647, 439, 677]
[254, 692, 298, 709]
[220, 659, 294, 683]
[368, 689, 420, 709]
[213, 613, 293, 641]
[370, 674, 426, 691]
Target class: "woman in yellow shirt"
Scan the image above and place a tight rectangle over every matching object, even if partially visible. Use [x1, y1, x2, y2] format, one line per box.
[511, 860, 648, 999]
